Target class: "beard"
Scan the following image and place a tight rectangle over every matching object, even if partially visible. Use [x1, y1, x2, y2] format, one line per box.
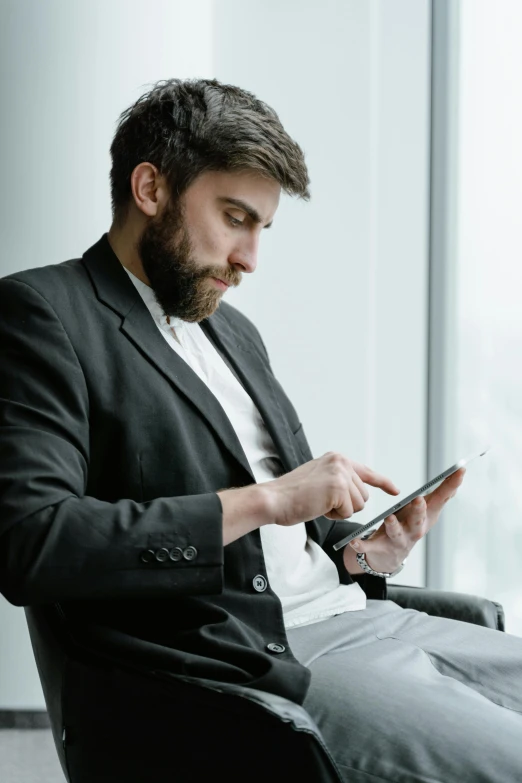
[137, 199, 240, 322]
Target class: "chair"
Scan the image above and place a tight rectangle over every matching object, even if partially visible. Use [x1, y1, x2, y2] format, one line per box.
[25, 586, 505, 783]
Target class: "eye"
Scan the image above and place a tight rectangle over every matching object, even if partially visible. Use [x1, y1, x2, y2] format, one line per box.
[226, 213, 244, 228]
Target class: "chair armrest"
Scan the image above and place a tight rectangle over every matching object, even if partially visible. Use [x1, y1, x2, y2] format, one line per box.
[128, 670, 345, 783]
[387, 584, 505, 631]
[160, 672, 324, 732]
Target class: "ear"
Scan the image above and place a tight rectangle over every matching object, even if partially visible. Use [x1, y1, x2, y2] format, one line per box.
[130, 163, 170, 218]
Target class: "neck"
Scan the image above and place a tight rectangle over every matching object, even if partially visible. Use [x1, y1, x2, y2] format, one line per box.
[107, 222, 150, 285]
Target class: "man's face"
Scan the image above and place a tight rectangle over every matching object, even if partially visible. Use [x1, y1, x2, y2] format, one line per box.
[138, 170, 280, 322]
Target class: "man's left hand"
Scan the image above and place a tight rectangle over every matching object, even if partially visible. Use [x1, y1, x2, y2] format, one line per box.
[343, 468, 466, 576]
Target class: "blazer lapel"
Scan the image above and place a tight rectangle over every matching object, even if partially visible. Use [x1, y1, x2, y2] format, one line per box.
[82, 234, 255, 480]
[201, 311, 301, 474]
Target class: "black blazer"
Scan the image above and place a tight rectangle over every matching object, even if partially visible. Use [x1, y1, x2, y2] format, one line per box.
[0, 234, 385, 705]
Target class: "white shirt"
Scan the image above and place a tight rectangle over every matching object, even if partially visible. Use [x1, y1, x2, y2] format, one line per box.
[124, 268, 366, 627]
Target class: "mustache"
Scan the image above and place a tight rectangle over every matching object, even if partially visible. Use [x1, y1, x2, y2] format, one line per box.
[204, 267, 242, 287]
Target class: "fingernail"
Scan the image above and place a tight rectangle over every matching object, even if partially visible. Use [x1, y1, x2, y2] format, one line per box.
[350, 541, 360, 550]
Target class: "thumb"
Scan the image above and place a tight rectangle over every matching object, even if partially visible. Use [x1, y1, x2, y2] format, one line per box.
[349, 536, 372, 553]
[350, 517, 398, 551]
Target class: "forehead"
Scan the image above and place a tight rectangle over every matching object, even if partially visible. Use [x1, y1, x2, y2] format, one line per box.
[183, 170, 281, 224]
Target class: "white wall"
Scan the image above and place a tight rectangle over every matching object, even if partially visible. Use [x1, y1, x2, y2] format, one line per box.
[0, 0, 431, 709]
[0, 0, 214, 275]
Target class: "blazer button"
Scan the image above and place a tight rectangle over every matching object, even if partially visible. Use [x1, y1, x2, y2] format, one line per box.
[183, 546, 198, 561]
[169, 547, 183, 562]
[267, 643, 286, 654]
[140, 549, 155, 564]
[155, 548, 169, 563]
[253, 575, 267, 592]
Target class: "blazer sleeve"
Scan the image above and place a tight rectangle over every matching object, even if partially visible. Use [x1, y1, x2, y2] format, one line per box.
[0, 278, 224, 606]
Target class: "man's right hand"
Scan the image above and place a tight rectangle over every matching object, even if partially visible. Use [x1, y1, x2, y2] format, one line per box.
[217, 452, 400, 545]
[261, 452, 400, 527]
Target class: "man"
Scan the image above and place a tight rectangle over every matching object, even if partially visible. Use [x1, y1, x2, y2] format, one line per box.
[1, 78, 521, 782]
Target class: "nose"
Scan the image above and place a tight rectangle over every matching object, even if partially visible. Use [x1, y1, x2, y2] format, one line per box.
[228, 233, 259, 274]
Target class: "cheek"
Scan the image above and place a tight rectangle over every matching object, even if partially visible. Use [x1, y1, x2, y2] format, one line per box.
[189, 215, 227, 258]
[205, 234, 224, 255]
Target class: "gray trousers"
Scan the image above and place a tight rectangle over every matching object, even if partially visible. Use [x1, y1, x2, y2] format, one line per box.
[286, 600, 522, 782]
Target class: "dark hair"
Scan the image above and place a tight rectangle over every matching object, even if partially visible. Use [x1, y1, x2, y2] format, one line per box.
[109, 78, 310, 226]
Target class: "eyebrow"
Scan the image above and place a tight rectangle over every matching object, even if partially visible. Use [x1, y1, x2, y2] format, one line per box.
[217, 197, 273, 229]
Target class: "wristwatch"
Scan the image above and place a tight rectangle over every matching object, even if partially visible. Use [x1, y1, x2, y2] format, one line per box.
[355, 551, 407, 579]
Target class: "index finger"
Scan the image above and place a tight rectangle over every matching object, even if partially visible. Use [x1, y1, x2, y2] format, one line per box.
[352, 462, 400, 496]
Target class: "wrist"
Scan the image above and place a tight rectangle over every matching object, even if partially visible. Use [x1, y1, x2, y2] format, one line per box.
[343, 542, 406, 578]
[343, 544, 366, 576]
[248, 483, 277, 528]
[217, 483, 274, 546]
[355, 551, 406, 578]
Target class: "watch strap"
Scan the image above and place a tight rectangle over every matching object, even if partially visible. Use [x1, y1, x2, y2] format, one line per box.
[355, 552, 406, 579]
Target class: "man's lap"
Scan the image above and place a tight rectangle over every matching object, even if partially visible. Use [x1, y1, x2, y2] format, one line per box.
[286, 600, 522, 783]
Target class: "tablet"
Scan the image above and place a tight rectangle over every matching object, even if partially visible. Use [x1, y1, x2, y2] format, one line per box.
[332, 447, 490, 551]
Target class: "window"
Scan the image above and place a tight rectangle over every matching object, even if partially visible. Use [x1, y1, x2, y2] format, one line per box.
[429, 0, 522, 635]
